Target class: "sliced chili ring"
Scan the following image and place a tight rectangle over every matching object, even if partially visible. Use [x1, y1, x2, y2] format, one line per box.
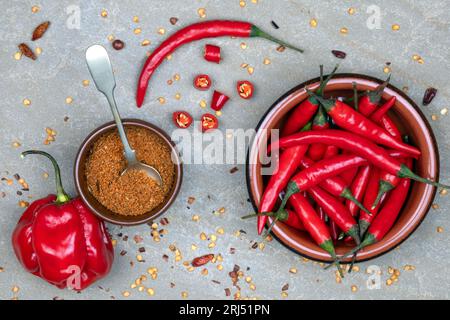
[237, 80, 254, 99]
[211, 90, 230, 111]
[194, 74, 212, 90]
[200, 113, 218, 132]
[172, 111, 193, 129]
[204, 44, 221, 64]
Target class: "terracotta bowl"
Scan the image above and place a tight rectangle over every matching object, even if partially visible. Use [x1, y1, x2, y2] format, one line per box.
[246, 73, 439, 263]
[74, 119, 183, 226]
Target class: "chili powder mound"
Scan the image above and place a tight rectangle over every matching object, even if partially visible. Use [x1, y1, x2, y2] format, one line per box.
[85, 127, 175, 216]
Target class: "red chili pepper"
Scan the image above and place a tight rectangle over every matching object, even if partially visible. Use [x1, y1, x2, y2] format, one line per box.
[298, 156, 370, 215]
[358, 168, 384, 236]
[274, 129, 447, 189]
[204, 44, 221, 63]
[173, 111, 193, 128]
[370, 96, 396, 123]
[379, 114, 401, 140]
[12, 151, 114, 290]
[323, 145, 339, 159]
[281, 65, 339, 136]
[258, 145, 308, 234]
[307, 106, 329, 161]
[237, 80, 254, 99]
[339, 151, 359, 185]
[312, 94, 420, 157]
[136, 20, 303, 107]
[341, 159, 413, 258]
[307, 186, 360, 244]
[346, 165, 372, 217]
[193, 74, 212, 90]
[200, 113, 219, 131]
[211, 90, 230, 111]
[317, 205, 326, 221]
[329, 220, 341, 242]
[358, 75, 391, 116]
[283, 209, 305, 230]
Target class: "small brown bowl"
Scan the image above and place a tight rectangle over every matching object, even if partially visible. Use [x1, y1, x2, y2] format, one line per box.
[247, 73, 439, 263]
[74, 119, 183, 226]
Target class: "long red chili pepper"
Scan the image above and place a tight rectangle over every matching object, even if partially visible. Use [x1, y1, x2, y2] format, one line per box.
[298, 156, 370, 214]
[323, 145, 339, 159]
[340, 158, 413, 259]
[339, 151, 359, 185]
[307, 106, 329, 160]
[312, 94, 421, 157]
[281, 65, 338, 136]
[379, 115, 401, 140]
[307, 186, 360, 244]
[273, 129, 447, 189]
[136, 20, 303, 107]
[358, 168, 384, 236]
[346, 165, 372, 217]
[370, 96, 396, 123]
[358, 75, 391, 116]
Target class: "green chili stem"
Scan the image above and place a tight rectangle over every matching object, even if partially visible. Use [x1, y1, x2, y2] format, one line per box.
[21, 150, 70, 204]
[398, 164, 450, 189]
[251, 25, 304, 53]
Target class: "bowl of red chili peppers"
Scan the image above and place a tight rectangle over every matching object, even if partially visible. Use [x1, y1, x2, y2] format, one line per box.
[247, 71, 442, 265]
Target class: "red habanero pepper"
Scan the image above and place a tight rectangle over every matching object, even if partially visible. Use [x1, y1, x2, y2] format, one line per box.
[194, 74, 212, 90]
[200, 113, 219, 131]
[359, 168, 384, 237]
[298, 156, 370, 215]
[237, 80, 254, 99]
[307, 106, 329, 161]
[273, 129, 448, 189]
[313, 94, 421, 157]
[370, 96, 396, 123]
[341, 159, 413, 259]
[211, 90, 230, 111]
[307, 186, 360, 244]
[173, 111, 193, 128]
[358, 75, 391, 116]
[204, 44, 221, 63]
[288, 193, 341, 269]
[346, 165, 372, 217]
[136, 20, 303, 107]
[12, 151, 114, 290]
[281, 65, 339, 136]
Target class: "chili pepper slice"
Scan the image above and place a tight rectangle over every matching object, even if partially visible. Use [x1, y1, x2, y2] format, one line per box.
[200, 113, 218, 132]
[346, 165, 371, 217]
[307, 106, 329, 161]
[193, 74, 212, 90]
[312, 94, 421, 157]
[211, 90, 230, 111]
[307, 186, 360, 244]
[172, 111, 193, 128]
[136, 20, 304, 107]
[273, 129, 448, 189]
[237, 80, 254, 99]
[204, 44, 221, 63]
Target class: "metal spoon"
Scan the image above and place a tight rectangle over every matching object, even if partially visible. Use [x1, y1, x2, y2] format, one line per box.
[85, 44, 162, 185]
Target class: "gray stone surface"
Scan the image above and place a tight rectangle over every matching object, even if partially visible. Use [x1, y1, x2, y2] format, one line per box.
[0, 0, 449, 300]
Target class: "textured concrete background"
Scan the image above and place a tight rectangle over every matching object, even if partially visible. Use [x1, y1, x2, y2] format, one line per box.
[0, 0, 449, 300]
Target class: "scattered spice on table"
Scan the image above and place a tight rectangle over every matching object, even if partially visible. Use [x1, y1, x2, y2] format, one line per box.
[85, 127, 175, 216]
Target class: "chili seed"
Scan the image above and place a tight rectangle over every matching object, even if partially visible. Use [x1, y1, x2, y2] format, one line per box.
[82, 80, 90, 86]
[340, 27, 348, 34]
[157, 97, 166, 104]
[392, 24, 400, 31]
[239, 1, 246, 7]
[112, 39, 125, 50]
[107, 34, 115, 41]
[132, 16, 139, 23]
[309, 19, 318, 28]
[170, 17, 178, 25]
[331, 50, 347, 59]
[31, 5, 40, 13]
[289, 268, 297, 274]
[383, 66, 391, 74]
[100, 10, 108, 18]
[141, 39, 151, 46]
[14, 52, 22, 60]
[271, 21, 279, 29]
[65, 96, 73, 104]
[134, 28, 142, 35]
[23, 98, 31, 106]
[437, 226, 444, 233]
[281, 292, 288, 298]
[440, 189, 448, 196]
[440, 108, 448, 116]
[348, 7, 356, 15]
[35, 47, 42, 55]
[157, 28, 166, 35]
[422, 87, 437, 106]
[276, 45, 285, 52]
[147, 288, 155, 296]
[197, 8, 206, 18]
[263, 58, 271, 65]
[351, 285, 358, 292]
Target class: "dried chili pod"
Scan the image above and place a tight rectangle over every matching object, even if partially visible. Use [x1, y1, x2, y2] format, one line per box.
[331, 50, 347, 59]
[422, 87, 437, 106]
[211, 90, 230, 111]
[191, 254, 214, 267]
[204, 44, 221, 63]
[18, 43, 36, 60]
[32, 21, 50, 41]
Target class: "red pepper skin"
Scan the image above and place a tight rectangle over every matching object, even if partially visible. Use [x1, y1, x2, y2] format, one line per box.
[359, 168, 384, 236]
[307, 186, 360, 243]
[346, 166, 371, 217]
[193, 74, 212, 90]
[281, 99, 318, 137]
[379, 115, 401, 141]
[237, 80, 254, 99]
[339, 151, 359, 185]
[307, 107, 329, 161]
[258, 145, 308, 234]
[284, 208, 305, 231]
[211, 90, 230, 111]
[371, 96, 396, 123]
[204, 44, 221, 63]
[12, 151, 114, 291]
[329, 220, 340, 242]
[136, 20, 303, 107]
[323, 145, 339, 159]
[316, 97, 420, 157]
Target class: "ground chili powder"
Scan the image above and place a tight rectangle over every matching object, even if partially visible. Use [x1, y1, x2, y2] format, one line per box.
[85, 127, 175, 216]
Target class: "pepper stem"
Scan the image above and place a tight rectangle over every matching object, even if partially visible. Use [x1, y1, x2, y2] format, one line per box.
[316, 64, 340, 96]
[320, 240, 344, 278]
[250, 25, 304, 53]
[371, 180, 394, 209]
[242, 210, 289, 221]
[263, 216, 279, 239]
[368, 74, 391, 104]
[352, 81, 358, 111]
[398, 164, 450, 189]
[341, 188, 371, 216]
[21, 150, 70, 205]
[277, 181, 300, 213]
